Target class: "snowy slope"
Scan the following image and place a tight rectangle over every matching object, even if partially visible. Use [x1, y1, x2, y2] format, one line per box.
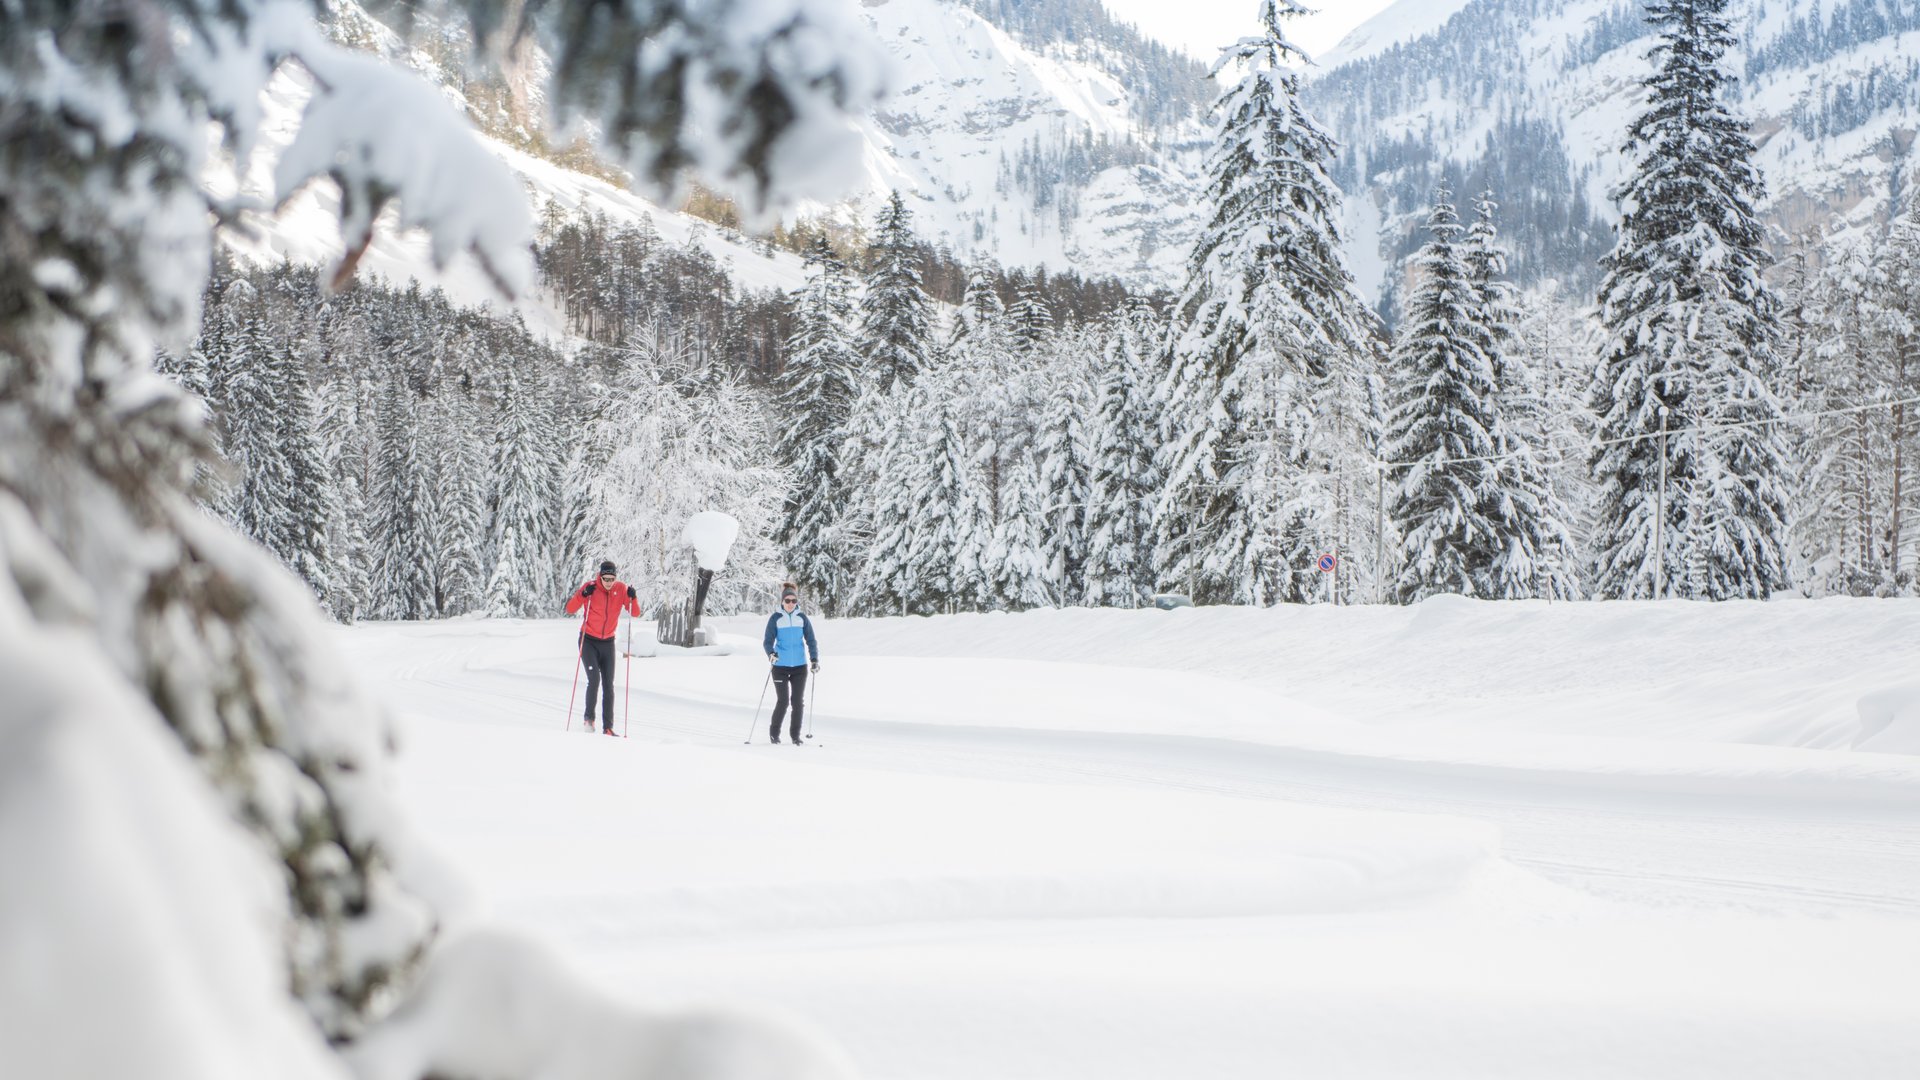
[337, 597, 1920, 1079]
[1318, 0, 1480, 68]
[837, 0, 1205, 285]
[214, 64, 814, 328]
[218, 0, 1211, 311]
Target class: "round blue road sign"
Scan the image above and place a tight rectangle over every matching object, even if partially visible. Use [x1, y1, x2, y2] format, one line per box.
[1316, 553, 1337, 573]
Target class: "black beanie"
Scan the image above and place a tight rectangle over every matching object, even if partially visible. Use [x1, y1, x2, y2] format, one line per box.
[599, 560, 617, 576]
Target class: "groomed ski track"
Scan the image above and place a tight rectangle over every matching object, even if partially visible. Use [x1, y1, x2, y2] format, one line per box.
[341, 599, 1920, 1079]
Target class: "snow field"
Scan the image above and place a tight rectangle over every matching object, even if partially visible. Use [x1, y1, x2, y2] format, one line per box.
[343, 597, 1920, 1078]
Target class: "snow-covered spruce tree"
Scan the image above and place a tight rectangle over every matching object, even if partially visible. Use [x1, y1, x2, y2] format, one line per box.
[1465, 191, 1582, 600]
[0, 1, 883, 1072]
[1515, 283, 1602, 542]
[1009, 280, 1056, 357]
[427, 389, 488, 617]
[1384, 188, 1506, 602]
[276, 341, 342, 616]
[858, 190, 935, 395]
[988, 448, 1056, 609]
[1156, 0, 1379, 606]
[852, 377, 935, 614]
[1588, 0, 1793, 600]
[1036, 333, 1096, 604]
[222, 311, 297, 561]
[841, 193, 938, 603]
[776, 236, 862, 613]
[1085, 300, 1165, 607]
[916, 375, 995, 613]
[947, 261, 1036, 607]
[328, 471, 376, 623]
[371, 370, 440, 621]
[486, 361, 559, 617]
[1876, 195, 1920, 589]
[1794, 236, 1914, 596]
[588, 325, 786, 617]
[953, 263, 1011, 349]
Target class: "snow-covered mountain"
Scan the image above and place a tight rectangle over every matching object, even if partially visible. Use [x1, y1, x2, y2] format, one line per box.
[1304, 0, 1920, 306]
[227, 0, 1214, 307]
[834, 0, 1208, 285]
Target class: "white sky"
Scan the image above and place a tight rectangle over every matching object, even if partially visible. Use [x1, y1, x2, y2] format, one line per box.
[1099, 0, 1401, 63]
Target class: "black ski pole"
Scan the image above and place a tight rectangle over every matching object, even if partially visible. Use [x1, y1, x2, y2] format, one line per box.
[805, 668, 818, 740]
[742, 668, 772, 744]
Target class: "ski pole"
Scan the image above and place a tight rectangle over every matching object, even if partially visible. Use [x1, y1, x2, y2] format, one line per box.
[622, 620, 632, 738]
[742, 668, 772, 744]
[563, 624, 585, 731]
[564, 580, 594, 731]
[805, 668, 818, 740]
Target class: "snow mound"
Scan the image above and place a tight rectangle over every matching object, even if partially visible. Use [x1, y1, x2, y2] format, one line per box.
[1854, 683, 1920, 755]
[349, 929, 856, 1080]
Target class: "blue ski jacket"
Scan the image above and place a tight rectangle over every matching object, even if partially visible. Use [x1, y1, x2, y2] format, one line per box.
[763, 608, 818, 667]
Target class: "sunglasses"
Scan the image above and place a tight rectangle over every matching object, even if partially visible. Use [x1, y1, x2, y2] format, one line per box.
[782, 597, 797, 605]
[600, 573, 616, 580]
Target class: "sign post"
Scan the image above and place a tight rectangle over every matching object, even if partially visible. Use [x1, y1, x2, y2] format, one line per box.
[1317, 552, 1338, 606]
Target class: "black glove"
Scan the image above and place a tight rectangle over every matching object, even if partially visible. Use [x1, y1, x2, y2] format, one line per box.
[810, 661, 819, 673]
[581, 582, 595, 597]
[627, 584, 639, 599]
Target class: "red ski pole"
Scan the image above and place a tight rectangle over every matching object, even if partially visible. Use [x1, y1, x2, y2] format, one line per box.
[563, 582, 588, 731]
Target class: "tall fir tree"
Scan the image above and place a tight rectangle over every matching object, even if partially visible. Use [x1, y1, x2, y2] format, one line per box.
[429, 391, 487, 617]
[853, 378, 936, 614]
[1084, 300, 1164, 607]
[1876, 194, 1920, 588]
[1384, 188, 1505, 602]
[1155, 0, 1378, 605]
[1465, 191, 1582, 599]
[372, 371, 438, 620]
[276, 341, 340, 614]
[1588, 0, 1792, 600]
[857, 191, 934, 395]
[1036, 337, 1095, 604]
[485, 362, 560, 617]
[987, 449, 1055, 610]
[918, 383, 993, 612]
[843, 193, 938, 584]
[222, 311, 296, 561]
[776, 235, 862, 612]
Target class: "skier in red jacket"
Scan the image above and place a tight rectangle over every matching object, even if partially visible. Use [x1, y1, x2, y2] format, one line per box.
[565, 560, 642, 734]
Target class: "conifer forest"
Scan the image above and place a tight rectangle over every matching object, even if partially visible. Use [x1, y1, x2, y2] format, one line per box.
[164, 0, 1920, 625]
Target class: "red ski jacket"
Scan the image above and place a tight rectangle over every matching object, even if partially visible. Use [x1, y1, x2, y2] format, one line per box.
[567, 579, 641, 640]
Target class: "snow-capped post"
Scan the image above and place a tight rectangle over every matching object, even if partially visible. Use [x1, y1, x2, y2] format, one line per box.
[677, 511, 741, 647]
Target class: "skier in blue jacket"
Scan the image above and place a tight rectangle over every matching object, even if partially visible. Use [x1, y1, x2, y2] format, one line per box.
[761, 582, 819, 744]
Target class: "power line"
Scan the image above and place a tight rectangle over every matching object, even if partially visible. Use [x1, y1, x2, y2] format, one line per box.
[1373, 393, 1920, 473]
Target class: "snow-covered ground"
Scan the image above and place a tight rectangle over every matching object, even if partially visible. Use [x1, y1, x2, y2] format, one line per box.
[340, 599, 1920, 1078]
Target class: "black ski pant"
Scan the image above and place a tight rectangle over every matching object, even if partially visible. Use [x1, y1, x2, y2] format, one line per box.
[770, 664, 808, 741]
[580, 632, 616, 731]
